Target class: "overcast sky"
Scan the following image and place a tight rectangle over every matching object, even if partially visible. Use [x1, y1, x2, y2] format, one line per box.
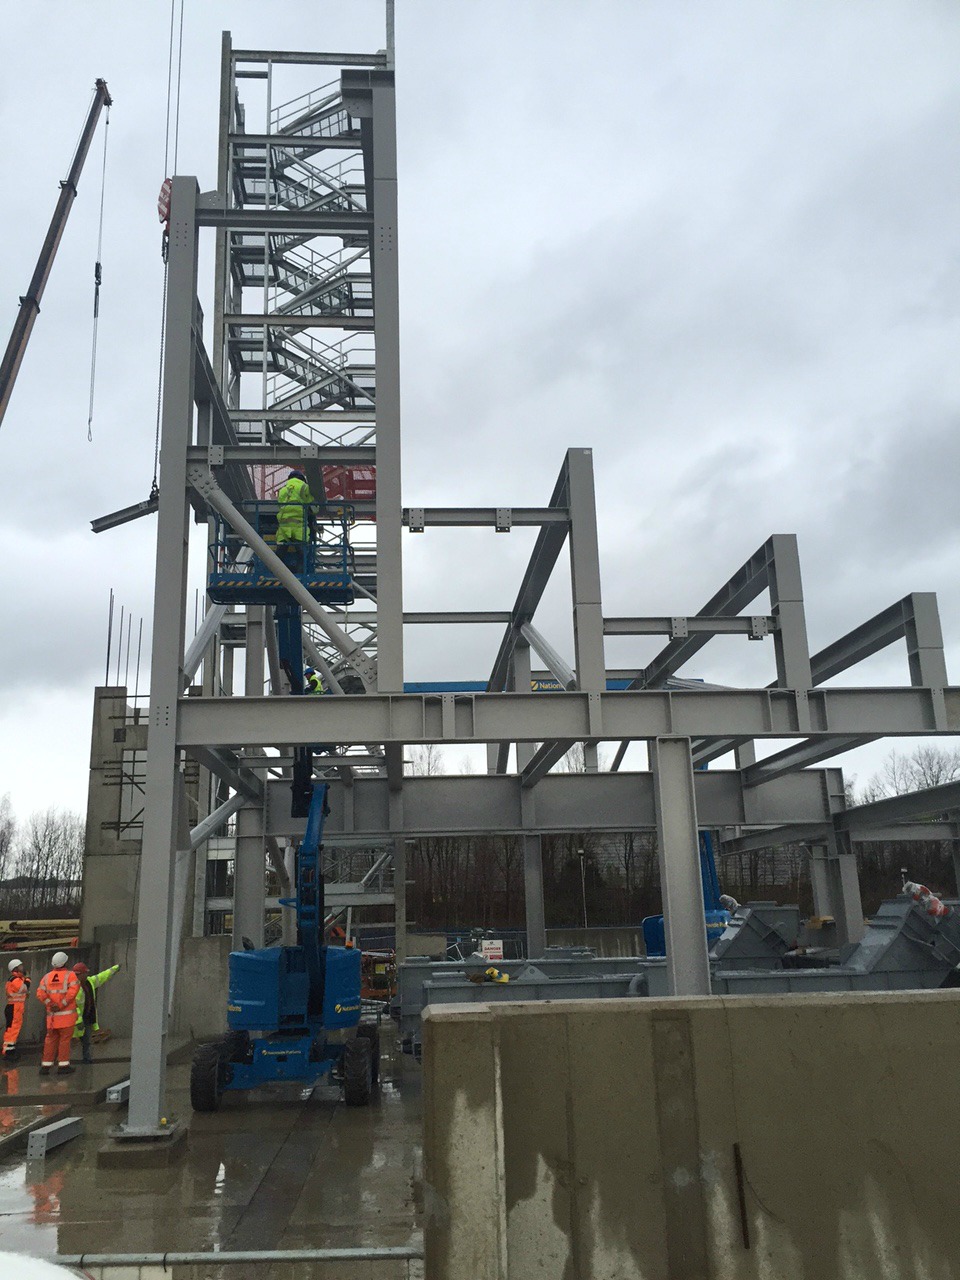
[1, 1, 959, 820]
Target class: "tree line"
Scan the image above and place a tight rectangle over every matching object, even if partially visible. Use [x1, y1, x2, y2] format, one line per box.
[0, 795, 85, 918]
[401, 745, 960, 931]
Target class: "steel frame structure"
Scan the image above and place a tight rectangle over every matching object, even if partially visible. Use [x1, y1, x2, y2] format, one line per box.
[121, 32, 960, 1137]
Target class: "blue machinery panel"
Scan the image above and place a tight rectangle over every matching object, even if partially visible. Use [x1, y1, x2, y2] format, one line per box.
[642, 832, 731, 957]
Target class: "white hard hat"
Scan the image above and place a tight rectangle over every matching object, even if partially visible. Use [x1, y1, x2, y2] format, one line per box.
[7, 959, 22, 973]
[52, 951, 68, 968]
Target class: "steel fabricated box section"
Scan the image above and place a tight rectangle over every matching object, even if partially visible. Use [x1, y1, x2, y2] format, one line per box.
[228, 946, 309, 1031]
[322, 944, 362, 1028]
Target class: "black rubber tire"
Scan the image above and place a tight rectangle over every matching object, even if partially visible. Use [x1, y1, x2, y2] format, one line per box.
[356, 1023, 380, 1085]
[221, 1029, 251, 1063]
[191, 1042, 226, 1112]
[343, 1035, 372, 1106]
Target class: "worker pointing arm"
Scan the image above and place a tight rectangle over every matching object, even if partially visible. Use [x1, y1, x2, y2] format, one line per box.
[72, 962, 120, 1066]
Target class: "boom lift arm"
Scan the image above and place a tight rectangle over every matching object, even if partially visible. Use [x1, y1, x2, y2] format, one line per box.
[0, 78, 112, 430]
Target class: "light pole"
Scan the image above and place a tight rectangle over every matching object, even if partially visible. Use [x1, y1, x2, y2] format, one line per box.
[578, 848, 588, 931]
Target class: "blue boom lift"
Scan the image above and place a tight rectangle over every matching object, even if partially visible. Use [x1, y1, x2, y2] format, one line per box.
[190, 782, 378, 1111]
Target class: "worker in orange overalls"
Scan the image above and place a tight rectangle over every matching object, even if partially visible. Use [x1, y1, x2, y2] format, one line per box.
[3, 959, 31, 1062]
[36, 952, 80, 1076]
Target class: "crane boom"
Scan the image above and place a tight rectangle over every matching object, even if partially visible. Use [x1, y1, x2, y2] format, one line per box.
[0, 77, 112, 430]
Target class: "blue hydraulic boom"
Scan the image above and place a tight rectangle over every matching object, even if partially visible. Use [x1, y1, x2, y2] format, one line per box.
[641, 831, 732, 957]
[190, 783, 379, 1110]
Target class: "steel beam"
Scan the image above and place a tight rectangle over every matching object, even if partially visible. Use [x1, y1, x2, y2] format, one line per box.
[263, 769, 839, 838]
[405, 612, 512, 625]
[196, 207, 372, 235]
[188, 445, 376, 465]
[404, 507, 566, 527]
[233, 48, 388, 66]
[604, 615, 775, 636]
[837, 779, 960, 830]
[520, 623, 575, 689]
[488, 457, 571, 691]
[178, 686, 960, 749]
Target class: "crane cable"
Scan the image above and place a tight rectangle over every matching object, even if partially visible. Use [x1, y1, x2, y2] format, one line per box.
[151, 0, 185, 499]
[85, 99, 110, 442]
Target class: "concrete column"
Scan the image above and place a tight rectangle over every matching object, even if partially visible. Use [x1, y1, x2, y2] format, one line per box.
[651, 737, 711, 996]
[79, 687, 147, 946]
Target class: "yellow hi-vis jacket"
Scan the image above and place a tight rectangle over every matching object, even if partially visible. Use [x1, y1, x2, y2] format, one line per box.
[276, 477, 315, 544]
[73, 965, 120, 1038]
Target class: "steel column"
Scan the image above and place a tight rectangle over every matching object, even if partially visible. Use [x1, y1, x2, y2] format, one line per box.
[125, 177, 199, 1136]
[567, 448, 606, 696]
[651, 737, 711, 996]
[523, 834, 547, 958]
[369, 72, 404, 693]
[768, 534, 812, 690]
[233, 607, 266, 950]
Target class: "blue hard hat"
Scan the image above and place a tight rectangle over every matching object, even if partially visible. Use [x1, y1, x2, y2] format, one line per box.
[304, 668, 316, 677]
[288, 470, 306, 481]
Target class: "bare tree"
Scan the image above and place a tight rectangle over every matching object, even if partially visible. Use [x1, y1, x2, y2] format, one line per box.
[406, 744, 443, 776]
[858, 745, 960, 802]
[4, 808, 84, 916]
[0, 795, 15, 883]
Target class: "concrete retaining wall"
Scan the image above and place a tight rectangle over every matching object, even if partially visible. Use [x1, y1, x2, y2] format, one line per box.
[423, 990, 960, 1279]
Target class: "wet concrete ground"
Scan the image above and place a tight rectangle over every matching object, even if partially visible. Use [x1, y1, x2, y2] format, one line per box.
[0, 1032, 423, 1276]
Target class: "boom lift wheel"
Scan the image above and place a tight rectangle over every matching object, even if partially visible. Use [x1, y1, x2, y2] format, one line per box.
[190, 1041, 230, 1112]
[221, 1029, 252, 1063]
[356, 1022, 380, 1085]
[343, 1034, 373, 1106]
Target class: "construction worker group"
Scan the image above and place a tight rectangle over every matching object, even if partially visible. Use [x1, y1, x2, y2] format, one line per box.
[3, 953, 119, 1073]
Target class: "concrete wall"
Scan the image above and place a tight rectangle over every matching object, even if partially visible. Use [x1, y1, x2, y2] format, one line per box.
[423, 990, 960, 1279]
[80, 687, 147, 947]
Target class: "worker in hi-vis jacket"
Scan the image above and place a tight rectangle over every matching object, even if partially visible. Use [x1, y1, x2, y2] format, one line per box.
[276, 470, 317, 570]
[3, 959, 30, 1061]
[36, 952, 80, 1075]
[72, 962, 120, 1065]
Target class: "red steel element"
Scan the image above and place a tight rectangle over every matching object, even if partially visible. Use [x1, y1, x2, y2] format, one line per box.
[250, 464, 376, 508]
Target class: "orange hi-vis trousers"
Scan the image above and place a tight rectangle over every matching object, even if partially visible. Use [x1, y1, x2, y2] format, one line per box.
[42, 1024, 74, 1067]
[3, 1002, 24, 1054]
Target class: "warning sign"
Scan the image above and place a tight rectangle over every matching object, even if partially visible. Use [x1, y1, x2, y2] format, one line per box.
[480, 939, 504, 961]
